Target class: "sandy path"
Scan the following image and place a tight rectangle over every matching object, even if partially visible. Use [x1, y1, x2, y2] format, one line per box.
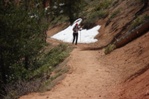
[20, 46, 118, 99]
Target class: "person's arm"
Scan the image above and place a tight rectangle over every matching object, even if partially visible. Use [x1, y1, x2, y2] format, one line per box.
[77, 25, 81, 31]
[78, 25, 82, 31]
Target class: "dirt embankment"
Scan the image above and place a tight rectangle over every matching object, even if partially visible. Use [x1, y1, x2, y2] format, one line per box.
[101, 31, 149, 99]
[95, 0, 149, 48]
[94, 0, 149, 98]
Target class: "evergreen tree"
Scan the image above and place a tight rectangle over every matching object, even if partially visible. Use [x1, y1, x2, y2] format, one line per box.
[64, 0, 85, 24]
[0, 0, 48, 84]
[48, 0, 85, 24]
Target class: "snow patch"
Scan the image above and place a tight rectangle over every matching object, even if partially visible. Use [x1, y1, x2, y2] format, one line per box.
[51, 18, 101, 43]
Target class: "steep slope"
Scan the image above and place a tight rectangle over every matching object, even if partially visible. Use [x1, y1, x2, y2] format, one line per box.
[95, 0, 149, 48]
[96, 1, 149, 98]
[84, 0, 149, 98]
[104, 31, 149, 99]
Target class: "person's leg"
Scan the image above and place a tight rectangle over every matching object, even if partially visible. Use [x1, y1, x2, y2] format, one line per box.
[75, 33, 78, 45]
[72, 33, 75, 44]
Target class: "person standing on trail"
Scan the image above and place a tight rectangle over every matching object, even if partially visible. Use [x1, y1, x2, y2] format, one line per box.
[72, 23, 81, 45]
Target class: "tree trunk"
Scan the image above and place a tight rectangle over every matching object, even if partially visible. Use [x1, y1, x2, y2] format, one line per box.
[68, 1, 74, 24]
[0, 47, 7, 83]
[24, 0, 29, 11]
[42, 0, 46, 8]
[24, 55, 29, 70]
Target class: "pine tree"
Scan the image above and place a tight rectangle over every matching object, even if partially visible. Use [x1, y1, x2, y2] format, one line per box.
[0, 0, 48, 83]
[47, 0, 85, 24]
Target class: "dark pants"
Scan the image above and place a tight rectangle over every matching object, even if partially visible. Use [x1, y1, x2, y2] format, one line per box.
[72, 33, 78, 45]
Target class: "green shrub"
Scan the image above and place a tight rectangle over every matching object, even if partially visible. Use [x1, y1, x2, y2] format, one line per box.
[110, 9, 121, 19]
[51, 15, 68, 25]
[3, 91, 18, 99]
[97, 10, 109, 19]
[104, 44, 116, 54]
[3, 44, 73, 99]
[94, 0, 113, 11]
[30, 44, 72, 79]
[100, 0, 113, 9]
[89, 10, 108, 21]
[82, 10, 108, 29]
[131, 17, 143, 29]
[130, 14, 149, 30]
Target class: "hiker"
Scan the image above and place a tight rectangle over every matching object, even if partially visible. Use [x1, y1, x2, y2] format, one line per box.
[72, 23, 81, 45]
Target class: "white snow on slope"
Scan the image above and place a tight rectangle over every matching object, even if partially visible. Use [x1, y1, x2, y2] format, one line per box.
[51, 18, 101, 43]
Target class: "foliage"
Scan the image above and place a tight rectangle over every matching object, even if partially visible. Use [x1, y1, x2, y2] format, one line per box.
[110, 9, 121, 19]
[83, 9, 108, 29]
[94, 0, 113, 11]
[50, 15, 68, 25]
[81, 0, 117, 29]
[46, 0, 86, 24]
[0, 2, 48, 82]
[104, 44, 116, 54]
[0, 0, 50, 98]
[130, 14, 149, 30]
[3, 44, 72, 99]
[0, 0, 74, 98]
[30, 44, 72, 79]
[90, 10, 108, 20]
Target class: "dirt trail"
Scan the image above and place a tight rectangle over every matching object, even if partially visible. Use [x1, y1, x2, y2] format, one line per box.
[20, 45, 119, 99]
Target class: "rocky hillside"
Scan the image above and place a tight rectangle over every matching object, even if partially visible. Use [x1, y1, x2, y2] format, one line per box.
[93, 0, 149, 98]
[83, 0, 149, 49]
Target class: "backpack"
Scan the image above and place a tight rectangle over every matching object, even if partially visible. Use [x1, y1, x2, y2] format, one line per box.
[73, 25, 78, 33]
